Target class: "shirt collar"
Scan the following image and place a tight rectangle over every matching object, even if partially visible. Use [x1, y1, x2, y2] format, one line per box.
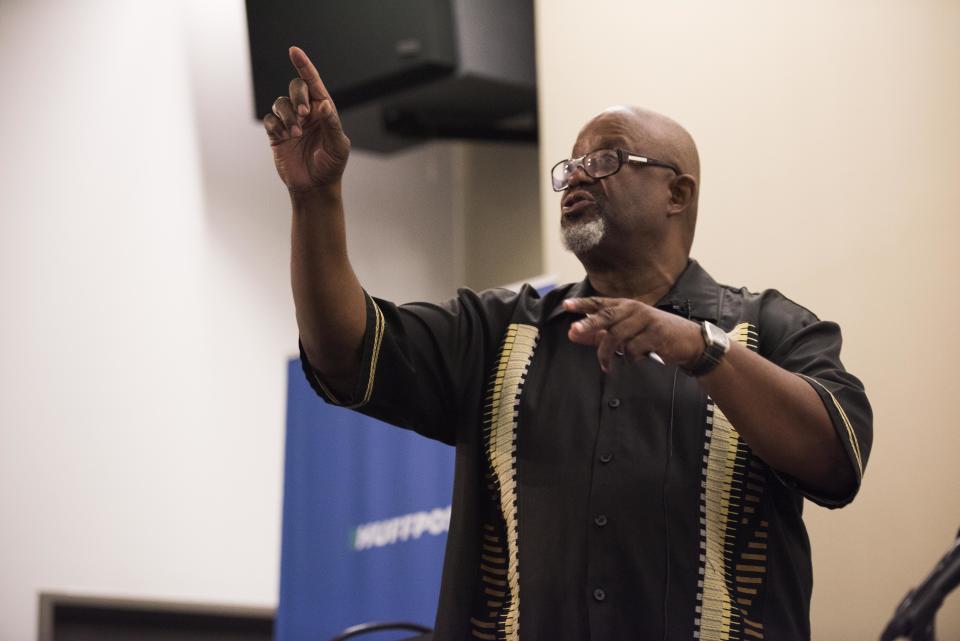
[545, 259, 722, 323]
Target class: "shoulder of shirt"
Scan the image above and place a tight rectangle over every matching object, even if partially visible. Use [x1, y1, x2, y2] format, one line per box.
[445, 281, 580, 325]
[707, 272, 822, 324]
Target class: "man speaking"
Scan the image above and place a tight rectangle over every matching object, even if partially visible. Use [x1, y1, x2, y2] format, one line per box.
[265, 46, 873, 641]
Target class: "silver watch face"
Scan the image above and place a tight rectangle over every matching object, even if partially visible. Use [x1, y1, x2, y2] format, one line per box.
[703, 321, 731, 351]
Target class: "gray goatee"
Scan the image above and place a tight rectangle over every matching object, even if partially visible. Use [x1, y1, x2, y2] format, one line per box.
[561, 217, 606, 254]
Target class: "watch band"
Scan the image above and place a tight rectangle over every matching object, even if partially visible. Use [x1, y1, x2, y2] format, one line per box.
[681, 320, 731, 377]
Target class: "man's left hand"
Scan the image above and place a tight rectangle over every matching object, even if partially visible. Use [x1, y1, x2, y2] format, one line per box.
[563, 297, 705, 372]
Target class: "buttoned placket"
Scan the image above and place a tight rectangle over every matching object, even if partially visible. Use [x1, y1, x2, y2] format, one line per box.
[585, 352, 627, 630]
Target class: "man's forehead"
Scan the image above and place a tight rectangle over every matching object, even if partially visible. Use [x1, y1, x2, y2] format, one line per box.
[569, 106, 700, 179]
[573, 111, 647, 153]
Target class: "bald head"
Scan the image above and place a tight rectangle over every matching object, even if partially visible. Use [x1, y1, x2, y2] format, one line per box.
[580, 106, 700, 181]
[576, 107, 701, 250]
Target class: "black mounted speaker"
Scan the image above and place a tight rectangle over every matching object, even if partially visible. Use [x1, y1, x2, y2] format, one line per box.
[245, 0, 537, 152]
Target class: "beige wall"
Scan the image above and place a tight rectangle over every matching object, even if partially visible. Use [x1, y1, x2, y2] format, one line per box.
[457, 142, 543, 291]
[536, 0, 960, 637]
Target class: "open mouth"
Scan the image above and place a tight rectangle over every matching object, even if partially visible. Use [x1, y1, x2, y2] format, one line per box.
[562, 200, 596, 218]
[562, 190, 597, 220]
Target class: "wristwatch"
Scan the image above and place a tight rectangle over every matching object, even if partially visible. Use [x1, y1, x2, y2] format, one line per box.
[681, 321, 731, 377]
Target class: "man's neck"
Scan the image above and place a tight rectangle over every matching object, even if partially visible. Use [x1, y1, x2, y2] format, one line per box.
[585, 254, 689, 305]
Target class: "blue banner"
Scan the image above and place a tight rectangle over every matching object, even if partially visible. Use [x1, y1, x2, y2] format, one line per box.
[277, 358, 455, 641]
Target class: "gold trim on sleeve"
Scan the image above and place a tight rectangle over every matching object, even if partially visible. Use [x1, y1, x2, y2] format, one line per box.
[796, 373, 863, 478]
[354, 298, 386, 408]
[309, 296, 385, 410]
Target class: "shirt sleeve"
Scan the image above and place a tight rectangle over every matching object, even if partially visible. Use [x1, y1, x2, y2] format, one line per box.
[299, 288, 519, 445]
[757, 291, 874, 508]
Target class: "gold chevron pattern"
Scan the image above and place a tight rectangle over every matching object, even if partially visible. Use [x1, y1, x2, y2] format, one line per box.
[477, 323, 539, 641]
[694, 322, 757, 641]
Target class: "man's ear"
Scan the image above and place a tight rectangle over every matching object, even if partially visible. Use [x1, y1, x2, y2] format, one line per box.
[667, 174, 697, 216]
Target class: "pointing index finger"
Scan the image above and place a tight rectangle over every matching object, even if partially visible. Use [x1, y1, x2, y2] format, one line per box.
[563, 297, 614, 313]
[566, 298, 622, 337]
[289, 46, 331, 101]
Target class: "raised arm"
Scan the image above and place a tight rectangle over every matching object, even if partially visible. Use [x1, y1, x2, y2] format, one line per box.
[264, 46, 366, 397]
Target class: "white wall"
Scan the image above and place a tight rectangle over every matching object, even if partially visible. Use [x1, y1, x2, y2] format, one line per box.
[0, 1, 470, 639]
[536, 0, 960, 638]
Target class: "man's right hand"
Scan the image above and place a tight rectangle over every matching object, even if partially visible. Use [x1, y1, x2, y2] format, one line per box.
[263, 46, 351, 193]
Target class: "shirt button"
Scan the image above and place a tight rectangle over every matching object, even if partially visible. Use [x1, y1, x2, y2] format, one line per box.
[594, 514, 608, 527]
[607, 398, 621, 408]
[599, 453, 613, 464]
[593, 588, 606, 602]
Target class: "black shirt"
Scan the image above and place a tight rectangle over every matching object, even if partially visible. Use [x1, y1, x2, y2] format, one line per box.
[300, 260, 873, 641]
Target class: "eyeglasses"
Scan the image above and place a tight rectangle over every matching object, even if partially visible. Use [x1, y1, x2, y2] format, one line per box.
[551, 148, 681, 191]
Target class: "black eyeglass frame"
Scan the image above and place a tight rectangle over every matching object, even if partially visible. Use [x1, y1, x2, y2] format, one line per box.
[551, 148, 682, 192]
